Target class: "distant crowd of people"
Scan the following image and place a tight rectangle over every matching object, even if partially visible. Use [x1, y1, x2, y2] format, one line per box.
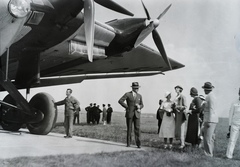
[54, 82, 240, 160]
[85, 103, 113, 125]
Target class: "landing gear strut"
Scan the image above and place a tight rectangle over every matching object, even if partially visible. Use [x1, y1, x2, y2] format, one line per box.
[0, 64, 57, 135]
[0, 95, 23, 131]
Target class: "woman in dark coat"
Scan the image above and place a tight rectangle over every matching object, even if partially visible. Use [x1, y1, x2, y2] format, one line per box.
[185, 87, 203, 146]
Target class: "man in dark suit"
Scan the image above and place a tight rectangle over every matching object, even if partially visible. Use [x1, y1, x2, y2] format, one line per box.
[156, 99, 163, 134]
[85, 103, 93, 124]
[106, 104, 113, 124]
[118, 82, 144, 148]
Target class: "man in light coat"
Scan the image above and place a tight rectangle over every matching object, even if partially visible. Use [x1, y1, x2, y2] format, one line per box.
[202, 82, 218, 157]
[226, 88, 240, 159]
[55, 89, 80, 138]
[118, 82, 144, 148]
[174, 85, 187, 149]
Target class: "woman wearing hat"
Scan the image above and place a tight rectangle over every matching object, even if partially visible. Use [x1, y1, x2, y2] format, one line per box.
[185, 87, 203, 147]
[159, 91, 175, 149]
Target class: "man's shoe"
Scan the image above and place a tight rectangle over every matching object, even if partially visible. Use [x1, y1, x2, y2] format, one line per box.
[126, 145, 130, 147]
[64, 136, 69, 138]
[137, 145, 141, 149]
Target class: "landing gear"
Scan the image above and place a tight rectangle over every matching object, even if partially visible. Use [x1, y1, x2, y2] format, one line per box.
[0, 95, 23, 131]
[0, 93, 57, 135]
[27, 93, 57, 135]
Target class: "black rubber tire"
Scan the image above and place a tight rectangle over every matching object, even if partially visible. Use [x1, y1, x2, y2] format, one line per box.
[27, 93, 57, 135]
[0, 95, 23, 131]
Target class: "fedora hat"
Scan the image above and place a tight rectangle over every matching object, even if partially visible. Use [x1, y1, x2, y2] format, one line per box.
[202, 82, 214, 90]
[175, 85, 183, 90]
[190, 87, 198, 96]
[131, 82, 140, 88]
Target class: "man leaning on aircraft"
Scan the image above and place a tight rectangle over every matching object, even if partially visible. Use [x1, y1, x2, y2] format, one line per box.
[55, 89, 80, 138]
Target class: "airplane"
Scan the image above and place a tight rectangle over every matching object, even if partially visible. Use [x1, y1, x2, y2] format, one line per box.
[0, 0, 184, 135]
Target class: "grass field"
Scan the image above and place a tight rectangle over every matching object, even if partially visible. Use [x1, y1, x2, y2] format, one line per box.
[0, 111, 240, 167]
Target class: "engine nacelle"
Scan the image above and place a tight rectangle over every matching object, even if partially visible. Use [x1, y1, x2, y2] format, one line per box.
[69, 40, 107, 59]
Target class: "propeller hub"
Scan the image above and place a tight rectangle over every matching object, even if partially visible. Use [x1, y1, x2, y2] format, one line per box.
[153, 19, 160, 28]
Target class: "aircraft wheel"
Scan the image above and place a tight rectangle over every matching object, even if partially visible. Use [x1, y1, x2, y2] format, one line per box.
[0, 95, 23, 131]
[27, 93, 57, 135]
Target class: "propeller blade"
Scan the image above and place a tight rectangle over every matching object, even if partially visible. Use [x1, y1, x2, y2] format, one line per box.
[94, 0, 134, 16]
[84, 0, 95, 62]
[152, 29, 172, 70]
[157, 4, 172, 20]
[134, 23, 155, 48]
[140, 0, 151, 20]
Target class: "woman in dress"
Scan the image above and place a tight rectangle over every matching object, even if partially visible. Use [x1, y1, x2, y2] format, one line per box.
[159, 91, 175, 149]
[185, 87, 203, 147]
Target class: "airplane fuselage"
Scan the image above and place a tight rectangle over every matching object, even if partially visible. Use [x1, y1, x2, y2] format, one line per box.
[6, 0, 147, 59]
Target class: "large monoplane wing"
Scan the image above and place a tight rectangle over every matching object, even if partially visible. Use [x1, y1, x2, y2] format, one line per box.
[32, 44, 184, 88]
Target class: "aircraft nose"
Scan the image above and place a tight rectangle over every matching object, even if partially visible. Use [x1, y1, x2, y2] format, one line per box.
[0, 0, 30, 56]
[0, 0, 14, 30]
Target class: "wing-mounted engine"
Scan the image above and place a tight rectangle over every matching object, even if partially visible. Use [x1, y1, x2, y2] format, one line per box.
[69, 21, 116, 60]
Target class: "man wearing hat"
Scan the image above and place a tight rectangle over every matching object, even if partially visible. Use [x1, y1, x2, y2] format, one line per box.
[174, 85, 187, 149]
[202, 82, 218, 157]
[118, 82, 144, 148]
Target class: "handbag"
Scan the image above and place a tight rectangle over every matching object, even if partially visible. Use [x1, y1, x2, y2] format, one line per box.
[166, 112, 172, 117]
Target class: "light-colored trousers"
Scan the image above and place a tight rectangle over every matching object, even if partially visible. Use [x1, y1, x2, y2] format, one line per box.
[179, 122, 186, 146]
[226, 124, 240, 159]
[175, 113, 186, 146]
[64, 115, 74, 137]
[203, 122, 217, 157]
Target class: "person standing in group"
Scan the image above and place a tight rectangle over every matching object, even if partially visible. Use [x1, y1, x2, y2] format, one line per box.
[91, 103, 99, 124]
[159, 92, 175, 149]
[73, 105, 81, 125]
[185, 87, 203, 147]
[55, 88, 80, 138]
[85, 103, 93, 124]
[118, 82, 144, 148]
[174, 85, 187, 149]
[96, 105, 102, 124]
[202, 82, 218, 157]
[199, 95, 206, 128]
[226, 88, 240, 159]
[156, 99, 164, 134]
[198, 94, 206, 147]
[106, 104, 113, 124]
[102, 104, 107, 125]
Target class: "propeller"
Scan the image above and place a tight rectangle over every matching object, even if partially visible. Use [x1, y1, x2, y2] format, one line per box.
[134, 1, 172, 70]
[84, 0, 95, 62]
[83, 0, 133, 62]
[94, 0, 134, 16]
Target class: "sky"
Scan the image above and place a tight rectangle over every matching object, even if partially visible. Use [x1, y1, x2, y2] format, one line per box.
[1, 0, 240, 118]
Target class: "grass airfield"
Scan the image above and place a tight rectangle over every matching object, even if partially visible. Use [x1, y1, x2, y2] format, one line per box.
[0, 111, 239, 167]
